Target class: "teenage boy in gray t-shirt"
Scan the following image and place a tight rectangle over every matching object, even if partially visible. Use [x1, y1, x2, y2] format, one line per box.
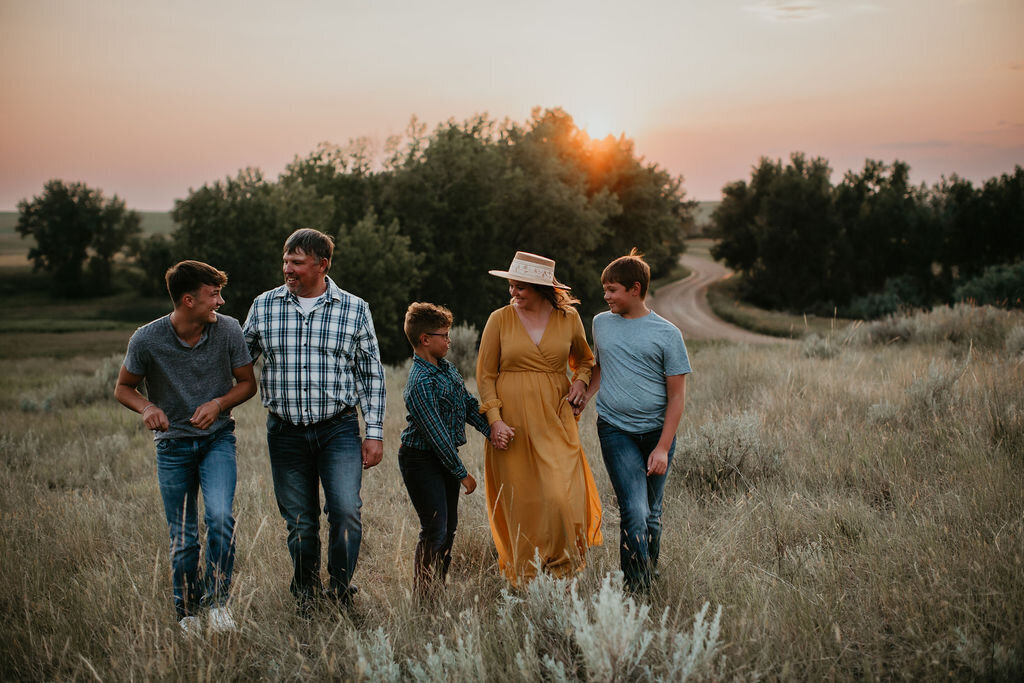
[581, 249, 691, 594]
[114, 260, 256, 634]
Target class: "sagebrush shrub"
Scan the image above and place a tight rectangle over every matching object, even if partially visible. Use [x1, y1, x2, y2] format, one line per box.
[906, 360, 966, 415]
[801, 333, 840, 359]
[867, 400, 900, 426]
[1005, 325, 1024, 356]
[446, 323, 479, 379]
[676, 411, 781, 496]
[500, 570, 723, 682]
[406, 610, 485, 683]
[20, 352, 123, 412]
[846, 304, 1023, 349]
[355, 628, 401, 682]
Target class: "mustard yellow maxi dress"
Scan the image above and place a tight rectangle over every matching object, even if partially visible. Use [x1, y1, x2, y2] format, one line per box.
[476, 304, 603, 585]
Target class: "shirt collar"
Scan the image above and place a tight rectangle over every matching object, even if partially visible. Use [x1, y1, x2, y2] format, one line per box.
[274, 276, 343, 305]
[412, 353, 450, 374]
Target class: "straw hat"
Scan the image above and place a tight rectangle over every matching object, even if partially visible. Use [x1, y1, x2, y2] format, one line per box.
[488, 251, 571, 290]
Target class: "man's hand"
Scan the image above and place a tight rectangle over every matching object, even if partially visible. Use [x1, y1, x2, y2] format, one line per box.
[142, 404, 170, 432]
[461, 473, 477, 495]
[362, 438, 383, 469]
[647, 446, 670, 476]
[189, 400, 221, 430]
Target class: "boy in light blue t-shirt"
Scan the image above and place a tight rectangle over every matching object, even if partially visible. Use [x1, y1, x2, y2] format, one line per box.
[581, 249, 691, 594]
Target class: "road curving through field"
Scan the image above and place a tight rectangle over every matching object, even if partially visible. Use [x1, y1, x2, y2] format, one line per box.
[648, 252, 793, 344]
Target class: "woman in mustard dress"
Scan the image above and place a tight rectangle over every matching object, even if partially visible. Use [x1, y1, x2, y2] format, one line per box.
[476, 251, 602, 586]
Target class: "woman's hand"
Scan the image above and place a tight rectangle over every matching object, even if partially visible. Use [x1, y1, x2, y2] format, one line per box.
[490, 420, 516, 450]
[566, 379, 587, 414]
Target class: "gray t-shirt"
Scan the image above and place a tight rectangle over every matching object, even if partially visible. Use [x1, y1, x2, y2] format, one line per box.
[592, 310, 691, 434]
[123, 313, 251, 440]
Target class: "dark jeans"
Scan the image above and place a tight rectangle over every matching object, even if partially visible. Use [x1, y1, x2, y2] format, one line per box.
[597, 417, 675, 593]
[155, 423, 237, 619]
[398, 445, 461, 595]
[266, 410, 363, 603]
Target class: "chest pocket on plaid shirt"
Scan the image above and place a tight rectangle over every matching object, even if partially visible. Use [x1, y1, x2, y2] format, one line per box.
[435, 386, 456, 424]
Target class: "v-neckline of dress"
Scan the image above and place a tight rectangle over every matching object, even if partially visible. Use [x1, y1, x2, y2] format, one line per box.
[513, 304, 554, 348]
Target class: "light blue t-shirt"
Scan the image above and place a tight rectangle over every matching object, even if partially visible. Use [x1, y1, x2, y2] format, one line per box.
[592, 310, 691, 434]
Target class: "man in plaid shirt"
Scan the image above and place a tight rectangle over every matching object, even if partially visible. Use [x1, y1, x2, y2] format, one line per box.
[242, 228, 386, 612]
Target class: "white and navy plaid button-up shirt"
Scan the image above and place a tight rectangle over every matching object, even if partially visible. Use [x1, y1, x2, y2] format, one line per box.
[242, 277, 386, 440]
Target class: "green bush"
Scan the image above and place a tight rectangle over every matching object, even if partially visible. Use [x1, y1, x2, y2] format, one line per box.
[954, 261, 1024, 308]
[844, 275, 931, 319]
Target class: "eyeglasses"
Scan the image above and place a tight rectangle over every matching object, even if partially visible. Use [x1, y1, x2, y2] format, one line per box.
[426, 332, 451, 340]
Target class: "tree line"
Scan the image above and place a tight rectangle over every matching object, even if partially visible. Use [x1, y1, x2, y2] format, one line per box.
[17, 108, 694, 363]
[711, 154, 1024, 317]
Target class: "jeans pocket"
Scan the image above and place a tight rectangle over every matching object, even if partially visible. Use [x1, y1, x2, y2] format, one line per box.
[266, 412, 284, 435]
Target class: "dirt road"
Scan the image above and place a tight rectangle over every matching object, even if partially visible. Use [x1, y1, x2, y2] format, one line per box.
[648, 252, 791, 344]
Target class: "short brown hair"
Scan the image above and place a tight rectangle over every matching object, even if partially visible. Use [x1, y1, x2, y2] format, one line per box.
[284, 228, 334, 263]
[404, 302, 454, 348]
[165, 260, 228, 305]
[601, 248, 651, 298]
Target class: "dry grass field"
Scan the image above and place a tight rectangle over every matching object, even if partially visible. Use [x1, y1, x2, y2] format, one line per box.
[1, 305, 1023, 680]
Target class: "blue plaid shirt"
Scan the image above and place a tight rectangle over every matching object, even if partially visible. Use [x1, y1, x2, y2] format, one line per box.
[401, 354, 491, 480]
[242, 277, 386, 440]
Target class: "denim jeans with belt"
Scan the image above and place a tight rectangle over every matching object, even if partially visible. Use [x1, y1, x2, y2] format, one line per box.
[596, 417, 676, 593]
[398, 445, 462, 595]
[155, 423, 237, 619]
[266, 409, 363, 603]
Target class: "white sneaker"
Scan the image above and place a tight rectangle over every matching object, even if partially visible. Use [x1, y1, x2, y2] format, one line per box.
[207, 606, 237, 633]
[178, 615, 202, 636]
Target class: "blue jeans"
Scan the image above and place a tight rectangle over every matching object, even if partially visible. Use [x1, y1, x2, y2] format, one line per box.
[155, 424, 237, 619]
[266, 410, 363, 603]
[398, 445, 462, 595]
[596, 417, 675, 593]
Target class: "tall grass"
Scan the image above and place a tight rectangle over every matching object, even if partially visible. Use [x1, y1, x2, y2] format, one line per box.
[1, 306, 1023, 679]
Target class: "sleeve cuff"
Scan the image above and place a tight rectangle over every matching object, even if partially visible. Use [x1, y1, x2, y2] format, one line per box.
[365, 426, 384, 441]
[480, 399, 502, 424]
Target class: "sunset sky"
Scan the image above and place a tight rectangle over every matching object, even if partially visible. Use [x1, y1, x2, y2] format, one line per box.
[2, 0, 1021, 210]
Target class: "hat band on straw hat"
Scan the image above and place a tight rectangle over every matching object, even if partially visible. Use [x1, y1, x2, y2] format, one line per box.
[488, 251, 570, 290]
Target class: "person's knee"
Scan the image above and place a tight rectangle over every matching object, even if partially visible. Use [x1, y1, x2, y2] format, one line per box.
[619, 496, 651, 532]
[204, 504, 235, 535]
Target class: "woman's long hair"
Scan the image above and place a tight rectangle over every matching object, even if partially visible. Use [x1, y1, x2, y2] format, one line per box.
[512, 282, 580, 314]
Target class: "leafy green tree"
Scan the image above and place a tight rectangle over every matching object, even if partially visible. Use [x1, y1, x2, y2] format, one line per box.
[381, 116, 517, 328]
[953, 261, 1024, 308]
[936, 166, 1024, 281]
[712, 154, 840, 310]
[130, 234, 178, 297]
[330, 209, 424, 363]
[280, 142, 381, 238]
[16, 180, 140, 295]
[833, 160, 939, 307]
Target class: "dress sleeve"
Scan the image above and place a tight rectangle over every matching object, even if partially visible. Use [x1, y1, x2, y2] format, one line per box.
[475, 309, 504, 424]
[567, 309, 594, 387]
